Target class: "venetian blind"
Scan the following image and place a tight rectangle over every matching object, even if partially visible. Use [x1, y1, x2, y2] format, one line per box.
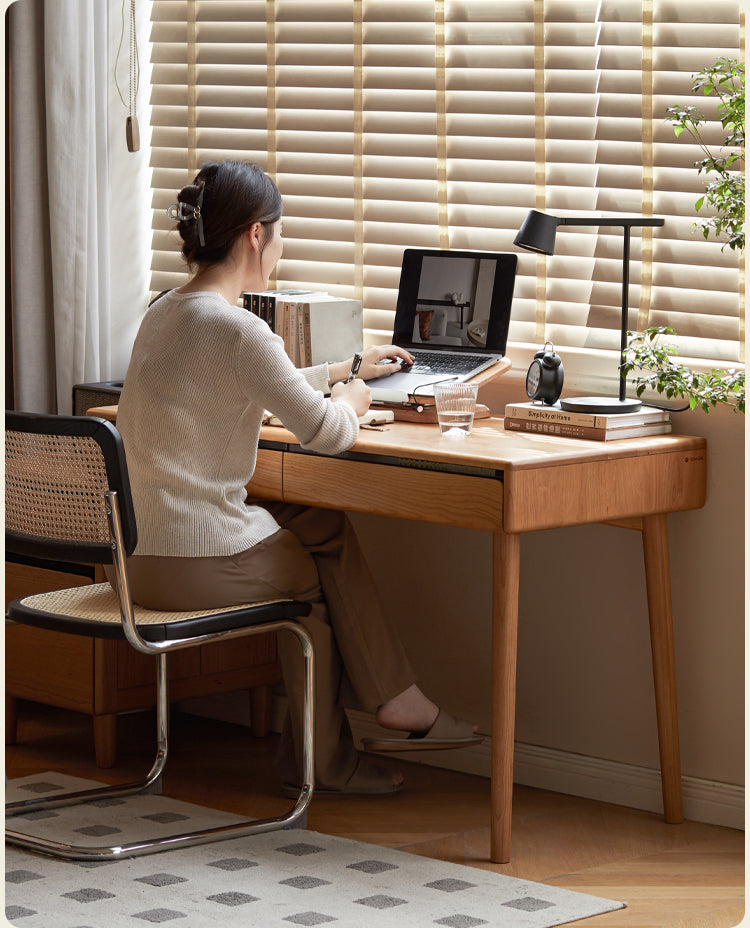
[149, 0, 744, 365]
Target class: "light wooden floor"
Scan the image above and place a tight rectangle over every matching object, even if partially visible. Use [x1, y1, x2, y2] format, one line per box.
[6, 703, 745, 928]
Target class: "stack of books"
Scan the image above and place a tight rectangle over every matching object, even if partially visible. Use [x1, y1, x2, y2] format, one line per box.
[243, 289, 363, 367]
[503, 401, 672, 441]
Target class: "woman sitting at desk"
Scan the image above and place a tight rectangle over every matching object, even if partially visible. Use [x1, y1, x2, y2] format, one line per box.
[116, 160, 479, 797]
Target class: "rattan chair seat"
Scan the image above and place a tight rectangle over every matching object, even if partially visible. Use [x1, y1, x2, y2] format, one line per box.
[10, 581, 308, 642]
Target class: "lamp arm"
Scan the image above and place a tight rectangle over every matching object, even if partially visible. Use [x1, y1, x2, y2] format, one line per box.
[620, 227, 631, 402]
[556, 217, 664, 402]
[558, 217, 664, 228]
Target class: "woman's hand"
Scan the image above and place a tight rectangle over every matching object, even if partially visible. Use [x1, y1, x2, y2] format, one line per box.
[331, 378, 371, 417]
[358, 344, 415, 380]
[327, 345, 415, 387]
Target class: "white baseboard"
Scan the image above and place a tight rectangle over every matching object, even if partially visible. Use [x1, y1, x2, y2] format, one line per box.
[182, 694, 744, 831]
[345, 709, 745, 831]
[511, 742, 745, 831]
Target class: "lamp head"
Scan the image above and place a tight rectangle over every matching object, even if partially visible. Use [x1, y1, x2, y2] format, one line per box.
[513, 209, 560, 255]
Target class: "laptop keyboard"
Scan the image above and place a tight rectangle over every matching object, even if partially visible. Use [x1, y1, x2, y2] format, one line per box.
[410, 351, 494, 374]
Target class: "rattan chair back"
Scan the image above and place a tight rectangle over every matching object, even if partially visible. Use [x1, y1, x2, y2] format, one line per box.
[5, 412, 137, 563]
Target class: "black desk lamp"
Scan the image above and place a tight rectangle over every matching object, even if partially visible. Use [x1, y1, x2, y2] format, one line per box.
[514, 209, 665, 414]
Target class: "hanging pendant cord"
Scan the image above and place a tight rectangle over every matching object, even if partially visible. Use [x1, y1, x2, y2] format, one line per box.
[114, 0, 140, 151]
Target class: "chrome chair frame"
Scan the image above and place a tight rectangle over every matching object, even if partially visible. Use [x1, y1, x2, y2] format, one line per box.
[5, 412, 315, 860]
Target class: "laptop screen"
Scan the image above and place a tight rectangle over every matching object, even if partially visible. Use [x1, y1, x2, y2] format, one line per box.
[392, 249, 517, 355]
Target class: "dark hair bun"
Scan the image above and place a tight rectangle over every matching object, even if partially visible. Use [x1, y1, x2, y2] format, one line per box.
[173, 161, 282, 268]
[178, 181, 204, 207]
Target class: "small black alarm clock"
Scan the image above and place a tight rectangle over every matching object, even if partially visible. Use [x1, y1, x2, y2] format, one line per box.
[526, 342, 564, 405]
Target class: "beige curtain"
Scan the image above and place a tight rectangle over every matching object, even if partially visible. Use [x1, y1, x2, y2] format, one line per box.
[8, 0, 112, 415]
[8, 0, 56, 413]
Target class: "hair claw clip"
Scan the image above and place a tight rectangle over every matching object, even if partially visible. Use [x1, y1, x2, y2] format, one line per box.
[166, 183, 205, 246]
[167, 202, 197, 221]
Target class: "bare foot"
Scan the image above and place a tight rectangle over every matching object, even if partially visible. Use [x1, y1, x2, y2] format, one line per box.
[375, 684, 440, 733]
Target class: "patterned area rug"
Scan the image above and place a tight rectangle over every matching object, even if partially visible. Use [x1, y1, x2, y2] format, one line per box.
[6, 773, 625, 928]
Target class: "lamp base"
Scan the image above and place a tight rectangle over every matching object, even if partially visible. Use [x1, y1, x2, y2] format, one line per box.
[559, 396, 642, 415]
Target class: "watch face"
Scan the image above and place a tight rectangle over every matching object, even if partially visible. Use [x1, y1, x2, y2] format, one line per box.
[526, 359, 541, 397]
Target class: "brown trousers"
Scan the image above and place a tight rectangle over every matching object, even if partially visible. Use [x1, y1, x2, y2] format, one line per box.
[120, 502, 417, 789]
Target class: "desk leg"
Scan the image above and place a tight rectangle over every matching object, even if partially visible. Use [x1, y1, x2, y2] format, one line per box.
[642, 513, 683, 824]
[491, 529, 521, 864]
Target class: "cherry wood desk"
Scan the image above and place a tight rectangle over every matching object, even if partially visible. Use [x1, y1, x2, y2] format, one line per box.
[251, 417, 706, 863]
[85, 407, 707, 862]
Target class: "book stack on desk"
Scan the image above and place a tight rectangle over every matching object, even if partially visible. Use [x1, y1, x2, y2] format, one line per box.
[243, 289, 363, 367]
[503, 401, 672, 441]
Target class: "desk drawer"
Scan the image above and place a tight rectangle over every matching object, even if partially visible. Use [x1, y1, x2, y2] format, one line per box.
[246, 448, 284, 500]
[503, 448, 707, 532]
[283, 454, 503, 531]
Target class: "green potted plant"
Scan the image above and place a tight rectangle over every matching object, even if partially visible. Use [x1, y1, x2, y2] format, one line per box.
[622, 326, 745, 413]
[622, 57, 745, 414]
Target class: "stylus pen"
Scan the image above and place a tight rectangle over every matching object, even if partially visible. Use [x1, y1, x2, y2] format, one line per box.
[345, 352, 363, 383]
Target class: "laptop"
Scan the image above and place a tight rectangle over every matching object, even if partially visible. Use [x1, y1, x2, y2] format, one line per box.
[367, 248, 517, 401]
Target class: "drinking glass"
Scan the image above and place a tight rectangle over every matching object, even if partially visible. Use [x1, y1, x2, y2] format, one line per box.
[433, 382, 479, 439]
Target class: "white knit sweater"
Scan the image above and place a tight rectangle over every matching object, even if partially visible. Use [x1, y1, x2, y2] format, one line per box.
[116, 289, 360, 557]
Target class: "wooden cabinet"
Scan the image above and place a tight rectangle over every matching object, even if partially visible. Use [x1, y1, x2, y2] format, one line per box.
[5, 561, 282, 767]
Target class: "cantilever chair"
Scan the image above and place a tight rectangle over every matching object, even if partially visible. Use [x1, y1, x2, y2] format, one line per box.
[5, 411, 314, 861]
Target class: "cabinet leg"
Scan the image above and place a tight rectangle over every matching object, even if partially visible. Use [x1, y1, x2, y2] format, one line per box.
[93, 713, 118, 768]
[250, 685, 273, 737]
[642, 513, 683, 824]
[6, 695, 18, 744]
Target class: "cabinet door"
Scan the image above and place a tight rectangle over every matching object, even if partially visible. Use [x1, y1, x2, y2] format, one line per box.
[200, 633, 277, 674]
[6, 562, 96, 712]
[115, 643, 201, 689]
[6, 624, 95, 713]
